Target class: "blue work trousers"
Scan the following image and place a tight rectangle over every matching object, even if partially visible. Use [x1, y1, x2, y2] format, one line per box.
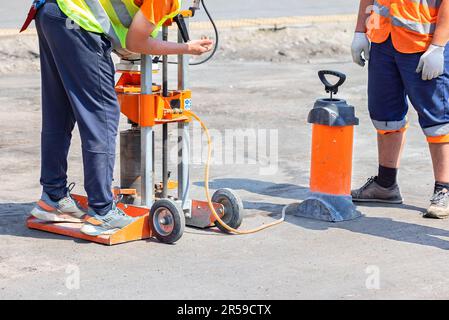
[36, 0, 119, 215]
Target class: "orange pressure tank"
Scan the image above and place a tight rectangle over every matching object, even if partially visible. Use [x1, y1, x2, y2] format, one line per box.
[296, 70, 360, 222]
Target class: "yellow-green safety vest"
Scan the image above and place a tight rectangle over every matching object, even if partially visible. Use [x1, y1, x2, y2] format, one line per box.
[56, 0, 181, 50]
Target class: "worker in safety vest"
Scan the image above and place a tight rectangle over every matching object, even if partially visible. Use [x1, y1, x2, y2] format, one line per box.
[351, 0, 449, 218]
[28, 0, 213, 236]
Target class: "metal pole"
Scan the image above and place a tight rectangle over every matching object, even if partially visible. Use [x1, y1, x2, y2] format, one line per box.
[141, 54, 154, 207]
[177, 19, 189, 90]
[162, 26, 169, 199]
[178, 20, 191, 212]
[162, 26, 169, 98]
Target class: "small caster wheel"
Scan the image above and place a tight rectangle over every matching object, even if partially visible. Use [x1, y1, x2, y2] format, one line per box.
[150, 199, 185, 244]
[212, 188, 244, 233]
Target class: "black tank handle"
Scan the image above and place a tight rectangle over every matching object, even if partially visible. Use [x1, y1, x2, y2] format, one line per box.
[318, 70, 347, 98]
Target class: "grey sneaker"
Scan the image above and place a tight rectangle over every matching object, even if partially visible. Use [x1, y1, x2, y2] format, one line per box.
[351, 177, 403, 204]
[80, 205, 136, 236]
[30, 185, 86, 223]
[425, 188, 449, 219]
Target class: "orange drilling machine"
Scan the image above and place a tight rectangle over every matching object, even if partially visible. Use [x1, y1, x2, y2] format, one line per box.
[27, 0, 245, 245]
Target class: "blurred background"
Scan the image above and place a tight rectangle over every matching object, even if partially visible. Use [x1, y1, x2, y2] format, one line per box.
[1, 0, 359, 28]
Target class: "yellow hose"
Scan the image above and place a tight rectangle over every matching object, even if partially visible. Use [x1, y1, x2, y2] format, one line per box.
[185, 110, 285, 235]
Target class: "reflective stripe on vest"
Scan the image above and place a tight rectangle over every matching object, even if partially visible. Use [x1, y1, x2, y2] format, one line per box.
[111, 0, 134, 26]
[368, 0, 441, 53]
[392, 16, 436, 35]
[373, 0, 390, 18]
[56, 0, 181, 50]
[86, 0, 126, 48]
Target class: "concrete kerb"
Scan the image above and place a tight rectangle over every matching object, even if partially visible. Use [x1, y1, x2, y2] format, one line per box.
[0, 14, 357, 37]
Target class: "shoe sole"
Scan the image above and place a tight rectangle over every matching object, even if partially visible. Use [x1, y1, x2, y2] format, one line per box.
[80, 224, 119, 236]
[352, 198, 403, 205]
[423, 212, 449, 219]
[31, 207, 84, 223]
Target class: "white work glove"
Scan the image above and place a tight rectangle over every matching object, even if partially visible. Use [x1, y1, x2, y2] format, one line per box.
[416, 44, 445, 81]
[351, 32, 370, 67]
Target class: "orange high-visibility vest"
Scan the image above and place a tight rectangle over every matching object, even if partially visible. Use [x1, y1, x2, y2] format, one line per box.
[367, 0, 442, 53]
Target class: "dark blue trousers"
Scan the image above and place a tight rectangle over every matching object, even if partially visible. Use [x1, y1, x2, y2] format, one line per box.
[35, 0, 119, 215]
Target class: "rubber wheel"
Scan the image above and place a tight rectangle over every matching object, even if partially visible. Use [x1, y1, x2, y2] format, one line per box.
[211, 188, 244, 233]
[150, 199, 185, 244]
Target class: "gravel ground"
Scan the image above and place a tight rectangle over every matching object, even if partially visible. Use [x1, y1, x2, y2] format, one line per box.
[0, 22, 353, 74]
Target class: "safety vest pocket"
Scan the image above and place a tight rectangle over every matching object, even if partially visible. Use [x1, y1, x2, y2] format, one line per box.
[73, 28, 106, 56]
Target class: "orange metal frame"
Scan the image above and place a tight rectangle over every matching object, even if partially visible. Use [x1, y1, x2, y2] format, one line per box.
[114, 10, 194, 128]
[116, 71, 192, 127]
[27, 195, 224, 245]
[27, 195, 152, 245]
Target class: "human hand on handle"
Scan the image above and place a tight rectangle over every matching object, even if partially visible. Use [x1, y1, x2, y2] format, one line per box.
[416, 45, 445, 81]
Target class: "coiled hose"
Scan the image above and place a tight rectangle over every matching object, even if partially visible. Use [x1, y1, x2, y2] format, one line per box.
[185, 110, 286, 235]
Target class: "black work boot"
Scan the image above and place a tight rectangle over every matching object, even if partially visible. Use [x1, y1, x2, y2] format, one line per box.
[351, 177, 403, 204]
